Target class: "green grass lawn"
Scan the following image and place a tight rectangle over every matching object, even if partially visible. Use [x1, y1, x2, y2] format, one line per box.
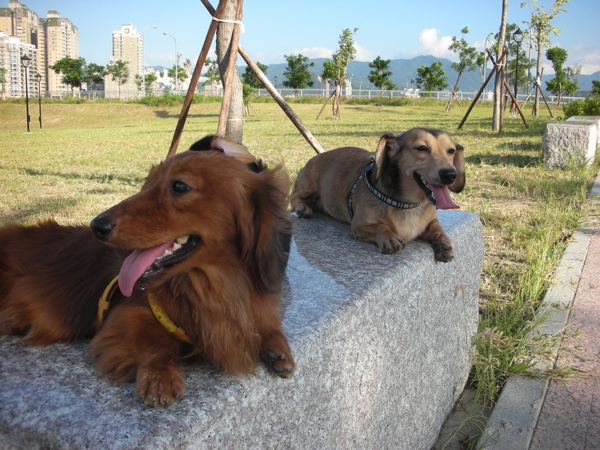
[0, 97, 597, 406]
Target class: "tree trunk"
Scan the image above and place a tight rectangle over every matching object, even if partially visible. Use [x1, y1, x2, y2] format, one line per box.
[493, 0, 508, 132]
[216, 0, 244, 143]
[533, 35, 542, 117]
[445, 72, 463, 112]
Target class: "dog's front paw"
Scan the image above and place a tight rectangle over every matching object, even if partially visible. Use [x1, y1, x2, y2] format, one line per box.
[261, 335, 295, 378]
[379, 236, 406, 254]
[293, 204, 313, 219]
[432, 239, 454, 262]
[135, 362, 184, 407]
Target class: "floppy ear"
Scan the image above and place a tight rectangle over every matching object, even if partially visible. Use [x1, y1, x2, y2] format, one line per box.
[189, 135, 258, 166]
[374, 133, 401, 180]
[449, 143, 466, 193]
[237, 167, 292, 294]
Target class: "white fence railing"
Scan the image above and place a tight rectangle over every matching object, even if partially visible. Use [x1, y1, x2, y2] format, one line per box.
[12, 88, 587, 105]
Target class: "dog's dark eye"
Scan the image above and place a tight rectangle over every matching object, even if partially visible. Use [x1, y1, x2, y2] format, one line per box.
[416, 145, 428, 152]
[448, 148, 456, 155]
[170, 180, 191, 194]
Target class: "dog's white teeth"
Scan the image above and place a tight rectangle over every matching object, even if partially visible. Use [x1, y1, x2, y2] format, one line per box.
[176, 236, 189, 245]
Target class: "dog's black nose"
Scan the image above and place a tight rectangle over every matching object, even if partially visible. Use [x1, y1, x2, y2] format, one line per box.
[90, 213, 116, 241]
[439, 168, 457, 185]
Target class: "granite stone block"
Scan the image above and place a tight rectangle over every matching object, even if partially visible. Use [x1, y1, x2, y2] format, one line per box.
[543, 122, 597, 169]
[566, 115, 600, 146]
[0, 210, 483, 449]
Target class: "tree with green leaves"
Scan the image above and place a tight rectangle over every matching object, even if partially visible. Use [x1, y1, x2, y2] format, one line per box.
[321, 28, 358, 118]
[445, 27, 484, 111]
[204, 58, 221, 86]
[592, 80, 600, 97]
[105, 60, 129, 99]
[135, 72, 157, 93]
[494, 23, 533, 96]
[521, 0, 569, 116]
[49, 57, 87, 94]
[0, 68, 6, 96]
[242, 62, 267, 89]
[85, 63, 105, 90]
[411, 61, 448, 95]
[368, 56, 396, 96]
[545, 47, 578, 105]
[168, 64, 188, 91]
[282, 54, 314, 90]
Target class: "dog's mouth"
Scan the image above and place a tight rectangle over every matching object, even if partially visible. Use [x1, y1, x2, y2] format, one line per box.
[413, 172, 459, 210]
[118, 235, 201, 297]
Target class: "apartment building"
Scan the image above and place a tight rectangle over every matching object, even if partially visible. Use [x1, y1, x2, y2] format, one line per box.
[0, 0, 78, 96]
[105, 23, 142, 98]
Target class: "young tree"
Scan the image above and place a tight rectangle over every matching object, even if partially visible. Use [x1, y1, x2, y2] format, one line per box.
[105, 60, 129, 99]
[368, 56, 396, 95]
[85, 63, 105, 91]
[49, 57, 86, 94]
[0, 68, 6, 96]
[204, 58, 222, 85]
[445, 27, 484, 111]
[494, 23, 533, 96]
[321, 28, 358, 118]
[411, 61, 448, 95]
[167, 64, 188, 90]
[521, 0, 569, 116]
[135, 72, 157, 93]
[242, 62, 268, 89]
[545, 47, 578, 105]
[282, 54, 314, 90]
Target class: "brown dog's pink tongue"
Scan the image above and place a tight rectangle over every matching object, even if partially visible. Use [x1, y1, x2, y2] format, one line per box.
[118, 241, 174, 297]
[430, 185, 460, 210]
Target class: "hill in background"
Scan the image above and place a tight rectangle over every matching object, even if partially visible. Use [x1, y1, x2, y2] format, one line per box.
[241, 55, 598, 96]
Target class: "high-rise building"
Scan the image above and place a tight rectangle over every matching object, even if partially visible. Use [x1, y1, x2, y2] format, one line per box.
[39, 11, 79, 93]
[105, 23, 142, 98]
[0, 0, 78, 96]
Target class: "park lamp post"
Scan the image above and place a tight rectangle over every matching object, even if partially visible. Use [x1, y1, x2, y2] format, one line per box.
[20, 54, 31, 133]
[35, 73, 42, 129]
[142, 25, 158, 96]
[513, 28, 524, 102]
[163, 32, 178, 93]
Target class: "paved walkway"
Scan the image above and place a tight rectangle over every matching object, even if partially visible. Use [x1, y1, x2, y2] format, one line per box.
[529, 221, 600, 449]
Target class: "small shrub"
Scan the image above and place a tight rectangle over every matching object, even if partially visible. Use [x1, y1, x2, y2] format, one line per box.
[563, 96, 600, 117]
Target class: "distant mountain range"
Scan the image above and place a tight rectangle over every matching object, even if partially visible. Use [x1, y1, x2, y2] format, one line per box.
[152, 55, 599, 96]
[256, 55, 598, 96]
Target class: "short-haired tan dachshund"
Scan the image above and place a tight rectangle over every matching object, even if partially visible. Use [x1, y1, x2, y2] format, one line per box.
[291, 128, 465, 262]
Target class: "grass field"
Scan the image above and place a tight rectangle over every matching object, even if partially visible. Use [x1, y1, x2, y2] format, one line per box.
[0, 97, 598, 408]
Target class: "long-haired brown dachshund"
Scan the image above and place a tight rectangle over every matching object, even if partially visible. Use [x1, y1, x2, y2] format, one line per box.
[0, 136, 295, 406]
[291, 128, 465, 262]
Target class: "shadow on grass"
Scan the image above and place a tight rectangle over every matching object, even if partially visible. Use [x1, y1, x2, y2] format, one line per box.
[1, 197, 79, 224]
[466, 153, 539, 167]
[153, 110, 219, 120]
[20, 168, 145, 186]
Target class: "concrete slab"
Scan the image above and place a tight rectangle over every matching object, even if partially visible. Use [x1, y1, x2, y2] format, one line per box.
[0, 210, 483, 449]
[566, 116, 600, 146]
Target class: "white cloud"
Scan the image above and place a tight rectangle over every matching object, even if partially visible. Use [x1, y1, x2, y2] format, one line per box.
[290, 46, 333, 59]
[353, 43, 376, 62]
[569, 45, 600, 75]
[413, 28, 454, 59]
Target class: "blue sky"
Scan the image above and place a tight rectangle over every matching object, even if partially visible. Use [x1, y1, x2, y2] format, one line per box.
[16, 0, 600, 75]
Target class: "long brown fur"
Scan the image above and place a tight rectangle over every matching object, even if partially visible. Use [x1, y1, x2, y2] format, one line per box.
[291, 128, 466, 261]
[0, 136, 295, 407]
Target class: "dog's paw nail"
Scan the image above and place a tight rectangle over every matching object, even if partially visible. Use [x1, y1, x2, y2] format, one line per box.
[267, 350, 279, 360]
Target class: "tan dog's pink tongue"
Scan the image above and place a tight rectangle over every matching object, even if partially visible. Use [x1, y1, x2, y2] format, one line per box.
[430, 185, 459, 210]
[118, 241, 174, 297]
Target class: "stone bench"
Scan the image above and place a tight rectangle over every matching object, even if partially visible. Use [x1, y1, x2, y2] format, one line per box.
[543, 122, 598, 169]
[0, 210, 483, 449]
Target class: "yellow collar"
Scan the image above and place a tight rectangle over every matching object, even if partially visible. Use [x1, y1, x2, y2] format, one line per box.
[98, 275, 192, 345]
